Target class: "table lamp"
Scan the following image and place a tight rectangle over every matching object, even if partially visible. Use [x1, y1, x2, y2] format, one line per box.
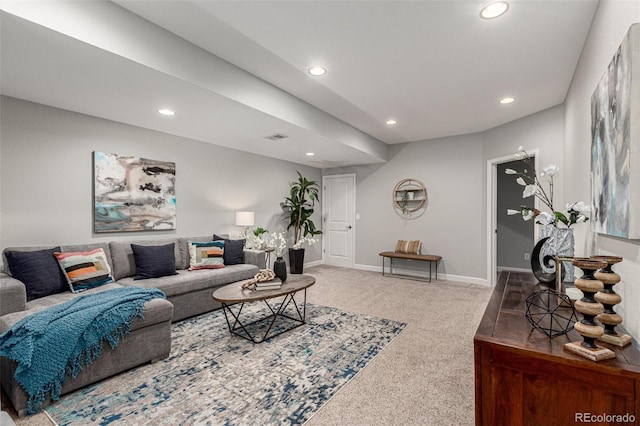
[235, 211, 254, 236]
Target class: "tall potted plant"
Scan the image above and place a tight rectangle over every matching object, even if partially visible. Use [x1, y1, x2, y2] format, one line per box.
[282, 171, 322, 273]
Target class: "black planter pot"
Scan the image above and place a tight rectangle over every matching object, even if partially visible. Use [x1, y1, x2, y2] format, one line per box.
[273, 256, 287, 282]
[288, 248, 305, 274]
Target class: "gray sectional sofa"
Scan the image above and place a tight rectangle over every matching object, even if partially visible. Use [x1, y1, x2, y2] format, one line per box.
[0, 235, 264, 416]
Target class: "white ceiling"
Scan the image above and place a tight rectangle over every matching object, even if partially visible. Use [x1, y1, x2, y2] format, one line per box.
[1, 0, 598, 168]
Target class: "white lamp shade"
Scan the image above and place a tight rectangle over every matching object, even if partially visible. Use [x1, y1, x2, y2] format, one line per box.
[235, 211, 255, 227]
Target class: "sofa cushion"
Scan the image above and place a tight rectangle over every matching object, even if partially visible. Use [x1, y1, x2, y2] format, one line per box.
[187, 241, 225, 270]
[0, 283, 173, 334]
[4, 247, 68, 302]
[117, 263, 259, 297]
[54, 248, 114, 292]
[131, 243, 178, 280]
[109, 239, 182, 280]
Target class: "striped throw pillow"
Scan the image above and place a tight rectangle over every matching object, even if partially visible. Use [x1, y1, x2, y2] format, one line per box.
[54, 248, 114, 292]
[394, 240, 421, 255]
[188, 241, 225, 270]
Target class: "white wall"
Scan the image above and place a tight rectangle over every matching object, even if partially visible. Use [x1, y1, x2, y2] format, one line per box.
[564, 1, 640, 340]
[483, 105, 566, 214]
[0, 96, 322, 264]
[325, 133, 486, 284]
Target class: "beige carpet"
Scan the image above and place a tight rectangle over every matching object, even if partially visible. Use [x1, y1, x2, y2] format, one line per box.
[3, 265, 491, 425]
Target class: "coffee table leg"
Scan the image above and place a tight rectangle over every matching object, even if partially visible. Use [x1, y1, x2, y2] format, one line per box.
[277, 289, 306, 323]
[221, 302, 262, 344]
[222, 290, 310, 343]
[221, 302, 243, 332]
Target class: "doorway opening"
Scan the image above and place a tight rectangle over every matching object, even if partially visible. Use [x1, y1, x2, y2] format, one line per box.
[487, 151, 539, 285]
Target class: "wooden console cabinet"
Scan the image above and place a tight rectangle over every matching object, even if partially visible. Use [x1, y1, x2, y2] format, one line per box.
[474, 272, 640, 425]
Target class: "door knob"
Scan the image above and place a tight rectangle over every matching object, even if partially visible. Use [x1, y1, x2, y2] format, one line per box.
[347, 225, 352, 229]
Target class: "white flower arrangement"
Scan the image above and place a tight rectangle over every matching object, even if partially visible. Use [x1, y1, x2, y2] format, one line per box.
[267, 231, 319, 255]
[292, 236, 318, 250]
[506, 146, 590, 228]
[268, 231, 288, 257]
[244, 234, 264, 250]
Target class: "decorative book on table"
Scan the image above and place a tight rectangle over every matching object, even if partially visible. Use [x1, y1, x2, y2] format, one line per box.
[254, 279, 282, 290]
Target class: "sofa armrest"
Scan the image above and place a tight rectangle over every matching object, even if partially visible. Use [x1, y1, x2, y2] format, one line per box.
[0, 273, 26, 316]
[244, 249, 266, 269]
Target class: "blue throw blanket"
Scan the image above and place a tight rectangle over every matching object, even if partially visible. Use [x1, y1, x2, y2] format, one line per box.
[0, 286, 166, 414]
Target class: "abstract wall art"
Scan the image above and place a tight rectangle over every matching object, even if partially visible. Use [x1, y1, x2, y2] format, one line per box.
[591, 23, 640, 239]
[94, 151, 176, 233]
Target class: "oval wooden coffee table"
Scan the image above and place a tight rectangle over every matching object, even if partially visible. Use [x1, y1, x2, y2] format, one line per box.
[212, 274, 315, 343]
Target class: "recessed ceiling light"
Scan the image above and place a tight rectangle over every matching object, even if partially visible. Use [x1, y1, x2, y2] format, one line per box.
[499, 97, 516, 104]
[480, 1, 510, 19]
[308, 67, 326, 76]
[306, 152, 315, 156]
[157, 109, 175, 116]
[386, 119, 397, 125]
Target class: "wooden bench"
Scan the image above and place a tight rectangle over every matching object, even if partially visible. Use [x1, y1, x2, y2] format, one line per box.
[379, 251, 442, 283]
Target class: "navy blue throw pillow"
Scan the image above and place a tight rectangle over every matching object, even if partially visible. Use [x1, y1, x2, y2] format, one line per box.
[131, 243, 178, 280]
[5, 247, 68, 301]
[224, 239, 245, 265]
[213, 235, 245, 265]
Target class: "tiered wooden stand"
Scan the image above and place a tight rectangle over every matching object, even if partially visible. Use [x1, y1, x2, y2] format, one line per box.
[564, 259, 616, 361]
[591, 255, 632, 347]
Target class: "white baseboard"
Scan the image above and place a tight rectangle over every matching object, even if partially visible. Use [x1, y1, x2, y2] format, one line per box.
[304, 260, 323, 269]
[354, 263, 381, 273]
[497, 266, 530, 273]
[353, 263, 489, 286]
[443, 273, 489, 287]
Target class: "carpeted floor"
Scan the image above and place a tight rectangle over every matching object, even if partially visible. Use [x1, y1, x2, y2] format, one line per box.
[3, 265, 492, 425]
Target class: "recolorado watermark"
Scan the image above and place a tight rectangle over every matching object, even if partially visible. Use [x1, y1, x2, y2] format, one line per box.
[575, 412, 635, 423]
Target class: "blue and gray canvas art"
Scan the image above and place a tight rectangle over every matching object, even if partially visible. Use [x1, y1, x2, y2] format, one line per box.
[94, 151, 176, 233]
[591, 25, 637, 239]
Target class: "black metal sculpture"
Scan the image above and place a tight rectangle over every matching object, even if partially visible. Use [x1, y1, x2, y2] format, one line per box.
[525, 289, 577, 338]
[531, 236, 565, 284]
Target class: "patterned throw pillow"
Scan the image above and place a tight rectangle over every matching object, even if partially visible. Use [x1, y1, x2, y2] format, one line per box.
[188, 241, 225, 270]
[54, 248, 114, 292]
[394, 240, 421, 255]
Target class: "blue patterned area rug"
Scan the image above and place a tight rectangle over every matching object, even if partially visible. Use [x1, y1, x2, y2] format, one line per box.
[45, 303, 406, 425]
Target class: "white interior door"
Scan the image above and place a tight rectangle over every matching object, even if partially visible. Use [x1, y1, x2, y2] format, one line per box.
[323, 174, 355, 268]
